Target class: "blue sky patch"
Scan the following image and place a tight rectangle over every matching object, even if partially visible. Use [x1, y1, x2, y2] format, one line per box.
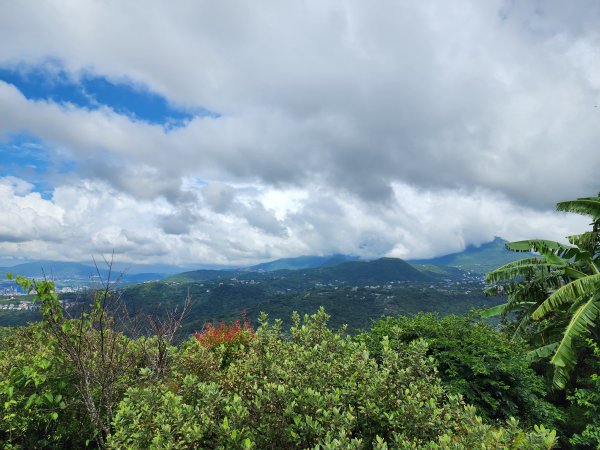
[0, 62, 216, 127]
[0, 133, 76, 199]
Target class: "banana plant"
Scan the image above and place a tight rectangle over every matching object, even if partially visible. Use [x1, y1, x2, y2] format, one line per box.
[483, 194, 600, 389]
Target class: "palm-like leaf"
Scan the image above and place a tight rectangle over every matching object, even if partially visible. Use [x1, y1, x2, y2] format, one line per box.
[505, 239, 588, 265]
[567, 232, 599, 256]
[556, 196, 600, 221]
[550, 294, 600, 388]
[485, 257, 562, 284]
[506, 240, 571, 253]
[480, 302, 508, 318]
[485, 194, 600, 389]
[531, 274, 600, 320]
[527, 342, 559, 362]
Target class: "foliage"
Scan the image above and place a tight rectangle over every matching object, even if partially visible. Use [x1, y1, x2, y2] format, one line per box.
[3, 273, 150, 448]
[484, 194, 600, 389]
[193, 313, 255, 368]
[0, 325, 92, 449]
[108, 309, 557, 449]
[193, 313, 254, 349]
[356, 313, 561, 427]
[1, 275, 557, 448]
[115, 275, 497, 337]
[568, 341, 600, 448]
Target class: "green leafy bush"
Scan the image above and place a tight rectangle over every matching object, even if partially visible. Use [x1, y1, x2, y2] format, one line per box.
[1, 276, 152, 448]
[108, 309, 557, 449]
[569, 341, 600, 448]
[0, 325, 91, 449]
[356, 313, 561, 427]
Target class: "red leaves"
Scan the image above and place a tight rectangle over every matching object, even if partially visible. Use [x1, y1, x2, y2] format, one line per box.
[193, 312, 254, 349]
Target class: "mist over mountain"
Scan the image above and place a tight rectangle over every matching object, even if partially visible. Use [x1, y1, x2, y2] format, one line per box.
[408, 237, 531, 274]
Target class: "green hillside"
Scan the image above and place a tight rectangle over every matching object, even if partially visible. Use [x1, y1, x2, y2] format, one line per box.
[120, 277, 495, 335]
[170, 257, 430, 285]
[310, 257, 430, 282]
[114, 257, 489, 335]
[166, 269, 238, 283]
[248, 254, 358, 271]
[2, 257, 488, 331]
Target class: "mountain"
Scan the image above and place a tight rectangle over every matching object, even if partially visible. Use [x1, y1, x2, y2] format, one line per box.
[0, 261, 166, 286]
[169, 257, 430, 285]
[2, 256, 495, 331]
[0, 261, 98, 279]
[408, 237, 531, 274]
[166, 269, 238, 283]
[307, 257, 430, 283]
[117, 256, 490, 334]
[248, 254, 359, 272]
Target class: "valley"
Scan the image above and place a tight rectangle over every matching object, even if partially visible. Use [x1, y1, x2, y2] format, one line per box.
[0, 245, 510, 333]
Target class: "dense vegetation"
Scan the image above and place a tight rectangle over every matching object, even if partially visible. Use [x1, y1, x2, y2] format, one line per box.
[1, 301, 557, 449]
[117, 277, 495, 336]
[357, 313, 561, 427]
[484, 193, 600, 447]
[1, 193, 599, 448]
[0, 257, 498, 331]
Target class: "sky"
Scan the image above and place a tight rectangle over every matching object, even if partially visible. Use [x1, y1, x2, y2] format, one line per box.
[0, 0, 598, 267]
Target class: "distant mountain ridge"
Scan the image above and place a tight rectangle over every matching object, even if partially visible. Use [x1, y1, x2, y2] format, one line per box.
[168, 257, 431, 284]
[2, 237, 526, 286]
[0, 261, 99, 279]
[408, 237, 530, 274]
[2, 255, 495, 331]
[0, 261, 165, 286]
[247, 254, 359, 272]
[307, 257, 429, 283]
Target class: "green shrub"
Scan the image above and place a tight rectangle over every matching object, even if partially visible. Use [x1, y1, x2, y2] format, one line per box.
[108, 309, 557, 449]
[0, 325, 91, 449]
[356, 313, 562, 427]
[569, 341, 600, 448]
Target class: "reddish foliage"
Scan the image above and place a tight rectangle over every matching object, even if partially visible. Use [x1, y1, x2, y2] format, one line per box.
[193, 312, 254, 349]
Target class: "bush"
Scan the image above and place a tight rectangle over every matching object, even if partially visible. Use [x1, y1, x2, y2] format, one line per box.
[356, 313, 562, 427]
[193, 314, 255, 368]
[108, 309, 557, 449]
[0, 325, 91, 449]
[569, 341, 600, 448]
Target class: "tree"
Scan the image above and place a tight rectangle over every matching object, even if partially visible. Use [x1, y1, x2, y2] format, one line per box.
[5, 257, 190, 448]
[484, 194, 600, 389]
[356, 313, 561, 426]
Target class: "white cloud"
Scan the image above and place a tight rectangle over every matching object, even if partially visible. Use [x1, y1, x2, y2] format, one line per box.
[2, 175, 589, 265]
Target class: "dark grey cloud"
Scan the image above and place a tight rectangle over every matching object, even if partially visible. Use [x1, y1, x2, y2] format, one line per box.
[202, 182, 287, 237]
[201, 183, 236, 213]
[157, 210, 202, 235]
[1, 1, 599, 210]
[243, 201, 288, 237]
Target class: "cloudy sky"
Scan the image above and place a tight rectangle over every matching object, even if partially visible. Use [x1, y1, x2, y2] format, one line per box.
[0, 1, 598, 267]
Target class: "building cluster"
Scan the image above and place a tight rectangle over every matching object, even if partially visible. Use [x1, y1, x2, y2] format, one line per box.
[0, 301, 39, 311]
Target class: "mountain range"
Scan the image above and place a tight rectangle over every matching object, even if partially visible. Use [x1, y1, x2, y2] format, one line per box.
[1, 237, 525, 331]
[0, 237, 526, 284]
